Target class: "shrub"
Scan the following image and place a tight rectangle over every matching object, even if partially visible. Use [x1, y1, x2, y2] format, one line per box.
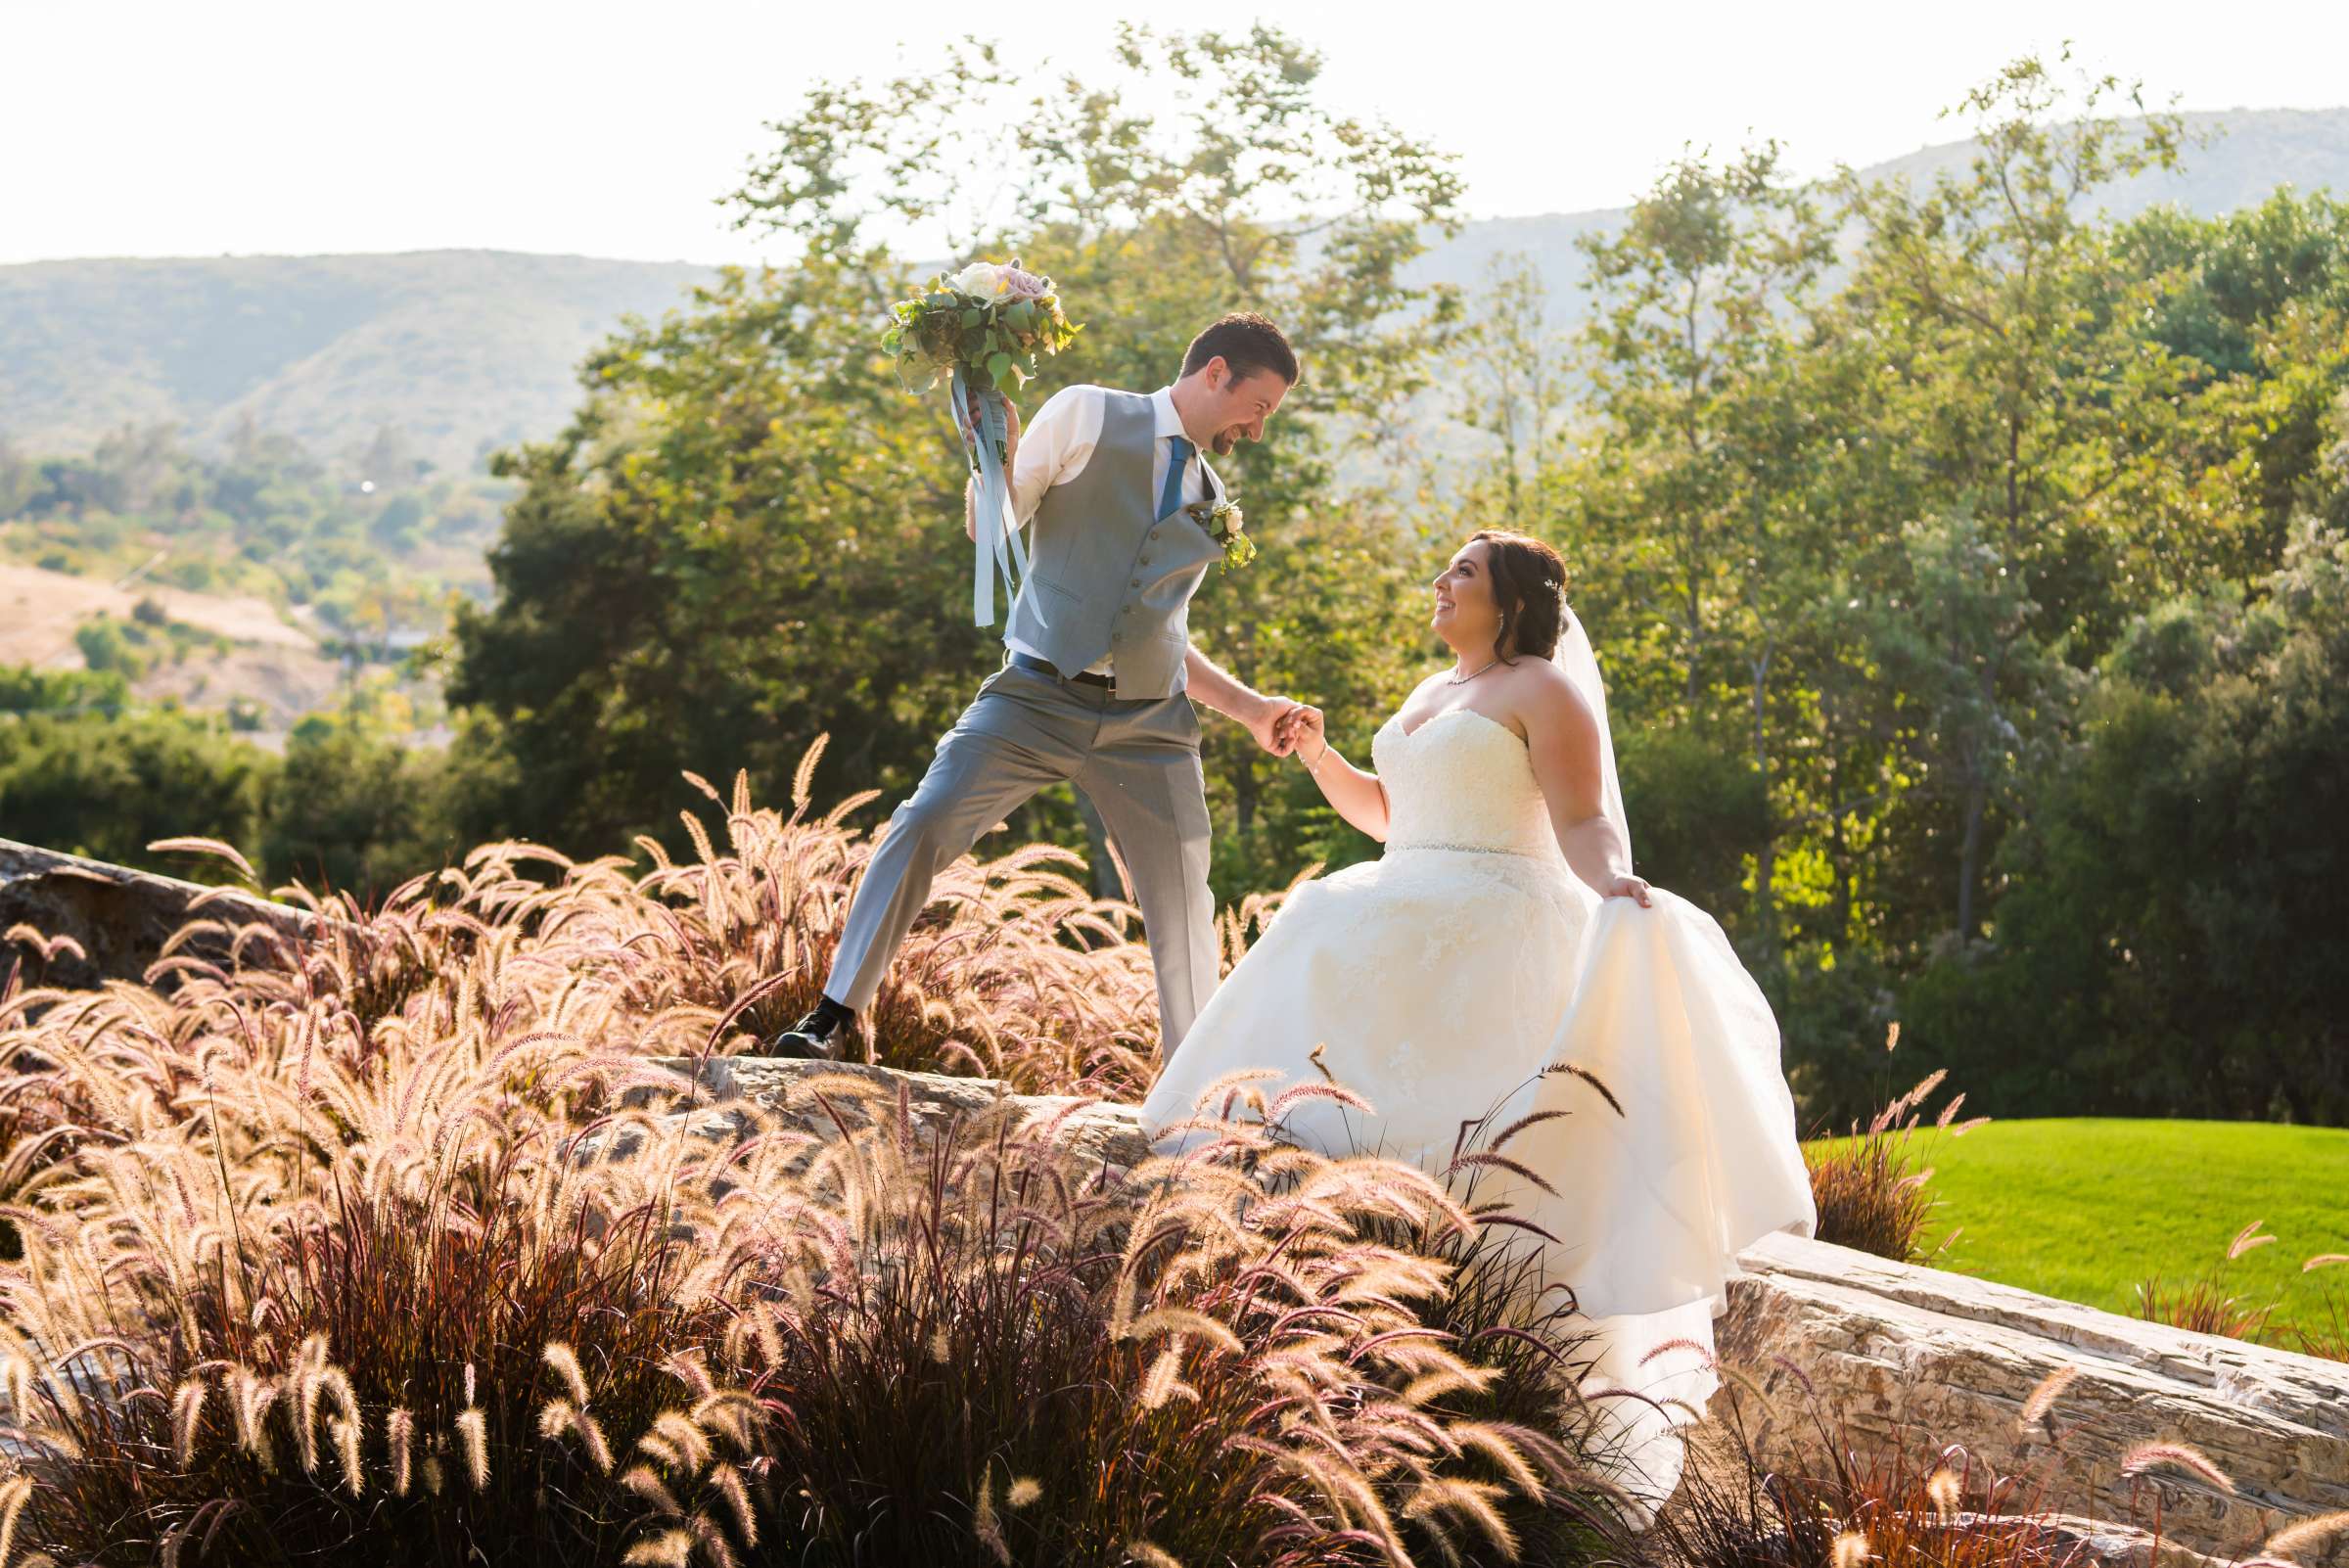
[1804, 1049, 1987, 1265]
[2132, 1224, 2349, 1363]
[1348, 1166, 1643, 1566]
[722, 1076, 1611, 1566]
[0, 753, 1618, 1566]
[1655, 1361, 2349, 1568]
[630, 740, 1163, 1098]
[2283, 1252, 2349, 1362]
[1657, 1380, 2096, 1568]
[1, 738, 1162, 1163]
[0, 1061, 715, 1563]
[2134, 1221, 2283, 1343]
[0, 1033, 1609, 1565]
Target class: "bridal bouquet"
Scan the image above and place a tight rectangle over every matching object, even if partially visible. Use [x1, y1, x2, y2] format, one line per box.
[882, 258, 1081, 625]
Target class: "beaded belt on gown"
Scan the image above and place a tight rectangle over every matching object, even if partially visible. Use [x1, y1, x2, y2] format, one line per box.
[1386, 838, 1546, 860]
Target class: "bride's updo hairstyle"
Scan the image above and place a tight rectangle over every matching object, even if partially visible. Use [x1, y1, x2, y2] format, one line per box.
[1468, 529, 1570, 663]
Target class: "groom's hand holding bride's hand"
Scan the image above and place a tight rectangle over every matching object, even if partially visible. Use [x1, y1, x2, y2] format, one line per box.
[1245, 696, 1305, 758]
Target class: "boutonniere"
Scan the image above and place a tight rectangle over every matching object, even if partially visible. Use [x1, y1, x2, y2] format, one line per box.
[1184, 496, 1255, 573]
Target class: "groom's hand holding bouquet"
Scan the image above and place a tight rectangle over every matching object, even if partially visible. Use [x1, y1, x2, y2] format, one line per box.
[962, 397, 1023, 542]
[884, 259, 1079, 620]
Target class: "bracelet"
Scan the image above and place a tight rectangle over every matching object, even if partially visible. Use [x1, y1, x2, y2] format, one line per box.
[1300, 741, 1331, 771]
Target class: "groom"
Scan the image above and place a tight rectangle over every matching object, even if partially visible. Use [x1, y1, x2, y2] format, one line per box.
[768, 311, 1307, 1060]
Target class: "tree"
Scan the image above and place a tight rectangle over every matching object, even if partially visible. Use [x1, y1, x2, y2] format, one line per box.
[1469, 55, 2349, 1112]
[1868, 512, 2076, 941]
[2119, 193, 2349, 586]
[1456, 253, 1570, 530]
[450, 24, 1464, 892]
[260, 704, 474, 901]
[1834, 52, 2190, 656]
[0, 703, 272, 878]
[1564, 142, 1835, 950]
[1906, 519, 2349, 1122]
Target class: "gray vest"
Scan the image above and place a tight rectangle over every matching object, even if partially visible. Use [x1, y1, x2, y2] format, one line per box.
[1005, 390, 1224, 700]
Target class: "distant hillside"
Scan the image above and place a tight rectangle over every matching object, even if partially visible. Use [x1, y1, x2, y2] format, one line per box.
[0, 251, 714, 471]
[3, 108, 2343, 469]
[1869, 106, 2349, 219]
[1407, 108, 2349, 320]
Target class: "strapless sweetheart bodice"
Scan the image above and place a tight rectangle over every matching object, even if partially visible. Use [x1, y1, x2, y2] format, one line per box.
[1370, 707, 1559, 861]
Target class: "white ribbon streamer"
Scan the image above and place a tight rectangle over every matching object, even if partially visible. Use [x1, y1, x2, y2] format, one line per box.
[951, 367, 1031, 627]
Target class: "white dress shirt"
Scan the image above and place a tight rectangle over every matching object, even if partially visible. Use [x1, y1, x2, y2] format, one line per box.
[1000, 385, 1212, 676]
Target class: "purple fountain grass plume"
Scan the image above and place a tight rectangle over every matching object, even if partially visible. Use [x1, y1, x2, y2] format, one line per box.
[455, 1407, 489, 1492]
[2265, 1510, 2349, 1562]
[2018, 1363, 2080, 1433]
[1538, 1059, 1625, 1118]
[1404, 1476, 1519, 1557]
[708, 1461, 757, 1547]
[621, 1461, 684, 1518]
[972, 1462, 1011, 1566]
[2229, 1220, 2278, 1260]
[2119, 1440, 2236, 1494]
[0, 742, 1655, 1566]
[620, 1530, 693, 1567]
[0, 1474, 33, 1568]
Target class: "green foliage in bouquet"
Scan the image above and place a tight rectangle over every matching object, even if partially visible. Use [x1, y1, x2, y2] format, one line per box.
[881, 257, 1081, 396]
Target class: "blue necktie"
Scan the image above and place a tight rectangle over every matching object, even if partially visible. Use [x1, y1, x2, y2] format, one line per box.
[1158, 435, 1194, 520]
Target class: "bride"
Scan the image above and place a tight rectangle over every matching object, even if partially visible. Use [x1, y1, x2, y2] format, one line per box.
[1137, 529, 1817, 1528]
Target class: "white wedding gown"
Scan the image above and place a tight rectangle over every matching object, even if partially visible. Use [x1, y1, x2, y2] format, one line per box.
[1139, 703, 1817, 1529]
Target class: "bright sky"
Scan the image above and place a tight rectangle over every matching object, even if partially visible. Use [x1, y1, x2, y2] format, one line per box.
[5, 0, 2344, 268]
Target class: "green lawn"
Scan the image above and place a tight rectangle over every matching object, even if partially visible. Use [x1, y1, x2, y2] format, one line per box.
[1812, 1118, 2349, 1339]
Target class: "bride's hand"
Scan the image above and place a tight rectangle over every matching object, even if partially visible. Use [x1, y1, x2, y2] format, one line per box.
[1601, 872, 1652, 907]
[1283, 705, 1326, 762]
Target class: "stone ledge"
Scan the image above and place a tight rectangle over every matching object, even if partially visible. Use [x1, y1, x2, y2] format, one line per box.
[0, 837, 318, 995]
[648, 1054, 1150, 1169]
[1716, 1230, 2348, 1564]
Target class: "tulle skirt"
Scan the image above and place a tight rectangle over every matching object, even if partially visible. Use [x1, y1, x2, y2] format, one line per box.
[1139, 853, 1817, 1527]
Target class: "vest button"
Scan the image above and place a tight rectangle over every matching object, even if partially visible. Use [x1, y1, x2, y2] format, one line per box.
[1129, 578, 1140, 589]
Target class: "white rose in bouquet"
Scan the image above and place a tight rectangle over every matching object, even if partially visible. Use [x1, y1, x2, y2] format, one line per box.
[951, 261, 1005, 298]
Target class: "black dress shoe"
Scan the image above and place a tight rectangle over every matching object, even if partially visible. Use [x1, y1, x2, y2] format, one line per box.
[765, 998, 854, 1060]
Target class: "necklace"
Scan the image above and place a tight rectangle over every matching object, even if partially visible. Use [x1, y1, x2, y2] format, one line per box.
[1448, 657, 1501, 686]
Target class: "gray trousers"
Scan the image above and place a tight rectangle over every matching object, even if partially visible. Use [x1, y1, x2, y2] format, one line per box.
[825, 661, 1220, 1051]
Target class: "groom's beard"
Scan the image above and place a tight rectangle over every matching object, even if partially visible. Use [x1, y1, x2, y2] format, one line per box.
[1211, 430, 1239, 455]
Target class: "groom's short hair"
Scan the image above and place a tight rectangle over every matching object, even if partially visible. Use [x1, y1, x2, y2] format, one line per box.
[1182, 313, 1299, 388]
